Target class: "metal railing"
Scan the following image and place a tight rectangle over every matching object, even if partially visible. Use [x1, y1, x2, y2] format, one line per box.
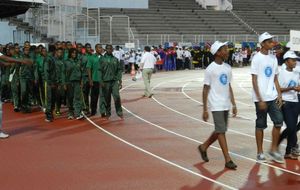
[132, 34, 290, 46]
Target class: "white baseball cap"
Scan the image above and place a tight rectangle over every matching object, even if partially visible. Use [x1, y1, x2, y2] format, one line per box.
[283, 50, 299, 60]
[259, 32, 274, 43]
[210, 41, 228, 55]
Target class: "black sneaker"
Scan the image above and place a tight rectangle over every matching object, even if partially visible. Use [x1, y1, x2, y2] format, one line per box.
[14, 107, 20, 112]
[45, 118, 53, 122]
[225, 160, 237, 170]
[198, 145, 209, 162]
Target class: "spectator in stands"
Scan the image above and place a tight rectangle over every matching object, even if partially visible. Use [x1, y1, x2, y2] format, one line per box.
[183, 47, 192, 69]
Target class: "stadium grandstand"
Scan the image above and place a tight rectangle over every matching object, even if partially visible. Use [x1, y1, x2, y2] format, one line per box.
[1, 0, 300, 46]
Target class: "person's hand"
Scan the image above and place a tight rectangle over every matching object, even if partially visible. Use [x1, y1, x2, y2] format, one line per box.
[64, 85, 67, 91]
[294, 86, 300, 92]
[89, 80, 93, 87]
[232, 106, 237, 117]
[276, 96, 283, 109]
[258, 101, 267, 111]
[203, 111, 209, 122]
[119, 81, 122, 89]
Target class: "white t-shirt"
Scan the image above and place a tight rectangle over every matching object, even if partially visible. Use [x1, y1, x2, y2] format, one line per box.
[203, 61, 232, 111]
[140, 52, 156, 69]
[278, 69, 299, 102]
[251, 52, 279, 102]
[113, 50, 122, 61]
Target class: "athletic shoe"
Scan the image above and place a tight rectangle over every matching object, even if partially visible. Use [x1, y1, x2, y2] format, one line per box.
[225, 160, 237, 170]
[76, 115, 84, 120]
[45, 118, 53, 122]
[198, 144, 209, 162]
[0, 132, 9, 139]
[256, 153, 268, 163]
[284, 154, 298, 160]
[291, 147, 300, 156]
[13, 107, 20, 112]
[68, 115, 74, 120]
[269, 151, 285, 164]
[55, 111, 61, 116]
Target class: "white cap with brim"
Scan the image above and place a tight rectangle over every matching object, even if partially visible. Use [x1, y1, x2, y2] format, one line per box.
[283, 51, 299, 60]
[259, 32, 274, 43]
[210, 41, 228, 55]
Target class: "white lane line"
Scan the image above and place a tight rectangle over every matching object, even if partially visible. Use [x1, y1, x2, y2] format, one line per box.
[121, 99, 300, 177]
[181, 82, 274, 125]
[120, 78, 300, 176]
[83, 110, 238, 190]
[238, 82, 252, 95]
[151, 80, 268, 141]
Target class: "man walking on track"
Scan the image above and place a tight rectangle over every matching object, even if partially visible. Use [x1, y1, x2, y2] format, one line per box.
[198, 41, 238, 170]
[251, 32, 284, 164]
[139, 46, 156, 98]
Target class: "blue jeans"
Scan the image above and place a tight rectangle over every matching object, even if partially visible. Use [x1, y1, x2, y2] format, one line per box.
[254, 100, 283, 129]
[280, 101, 298, 154]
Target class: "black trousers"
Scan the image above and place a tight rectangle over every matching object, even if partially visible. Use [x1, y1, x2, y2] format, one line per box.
[90, 81, 100, 115]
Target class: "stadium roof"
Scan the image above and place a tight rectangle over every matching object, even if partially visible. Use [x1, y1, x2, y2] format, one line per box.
[0, 0, 45, 18]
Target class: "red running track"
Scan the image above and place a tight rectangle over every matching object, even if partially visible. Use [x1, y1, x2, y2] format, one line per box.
[1, 69, 300, 190]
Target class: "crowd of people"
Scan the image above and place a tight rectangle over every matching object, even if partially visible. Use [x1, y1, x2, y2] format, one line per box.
[198, 32, 300, 170]
[1, 35, 299, 170]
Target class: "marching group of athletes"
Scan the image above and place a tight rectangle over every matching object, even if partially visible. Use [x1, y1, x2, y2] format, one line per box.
[0, 41, 124, 124]
[1, 33, 300, 171]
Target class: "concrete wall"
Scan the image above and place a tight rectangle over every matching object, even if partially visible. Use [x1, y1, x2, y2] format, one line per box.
[0, 21, 16, 44]
[87, 0, 148, 9]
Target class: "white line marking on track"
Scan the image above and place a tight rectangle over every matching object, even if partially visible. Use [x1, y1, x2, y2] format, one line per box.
[120, 78, 300, 176]
[83, 109, 238, 190]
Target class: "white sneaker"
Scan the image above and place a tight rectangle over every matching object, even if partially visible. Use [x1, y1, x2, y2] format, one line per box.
[0, 132, 9, 139]
[269, 151, 285, 164]
[256, 153, 268, 163]
[76, 115, 84, 120]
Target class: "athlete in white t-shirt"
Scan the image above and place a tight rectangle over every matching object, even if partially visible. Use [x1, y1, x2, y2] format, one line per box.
[198, 41, 237, 170]
[278, 51, 300, 159]
[251, 32, 284, 163]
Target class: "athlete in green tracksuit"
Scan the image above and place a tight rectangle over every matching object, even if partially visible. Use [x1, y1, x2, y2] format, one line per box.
[65, 48, 83, 120]
[99, 45, 123, 119]
[34, 47, 47, 110]
[78, 43, 92, 114]
[87, 44, 106, 117]
[54, 48, 65, 116]
[19, 46, 34, 113]
[44, 46, 58, 122]
[10, 45, 21, 112]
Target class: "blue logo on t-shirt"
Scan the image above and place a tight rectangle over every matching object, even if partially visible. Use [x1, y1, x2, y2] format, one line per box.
[219, 74, 228, 85]
[288, 80, 297, 87]
[264, 67, 272, 77]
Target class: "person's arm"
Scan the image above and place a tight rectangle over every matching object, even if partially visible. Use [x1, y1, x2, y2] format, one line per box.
[117, 59, 123, 89]
[0, 54, 32, 65]
[229, 83, 237, 117]
[44, 57, 49, 83]
[274, 74, 283, 108]
[252, 74, 267, 111]
[87, 57, 93, 87]
[202, 84, 210, 122]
